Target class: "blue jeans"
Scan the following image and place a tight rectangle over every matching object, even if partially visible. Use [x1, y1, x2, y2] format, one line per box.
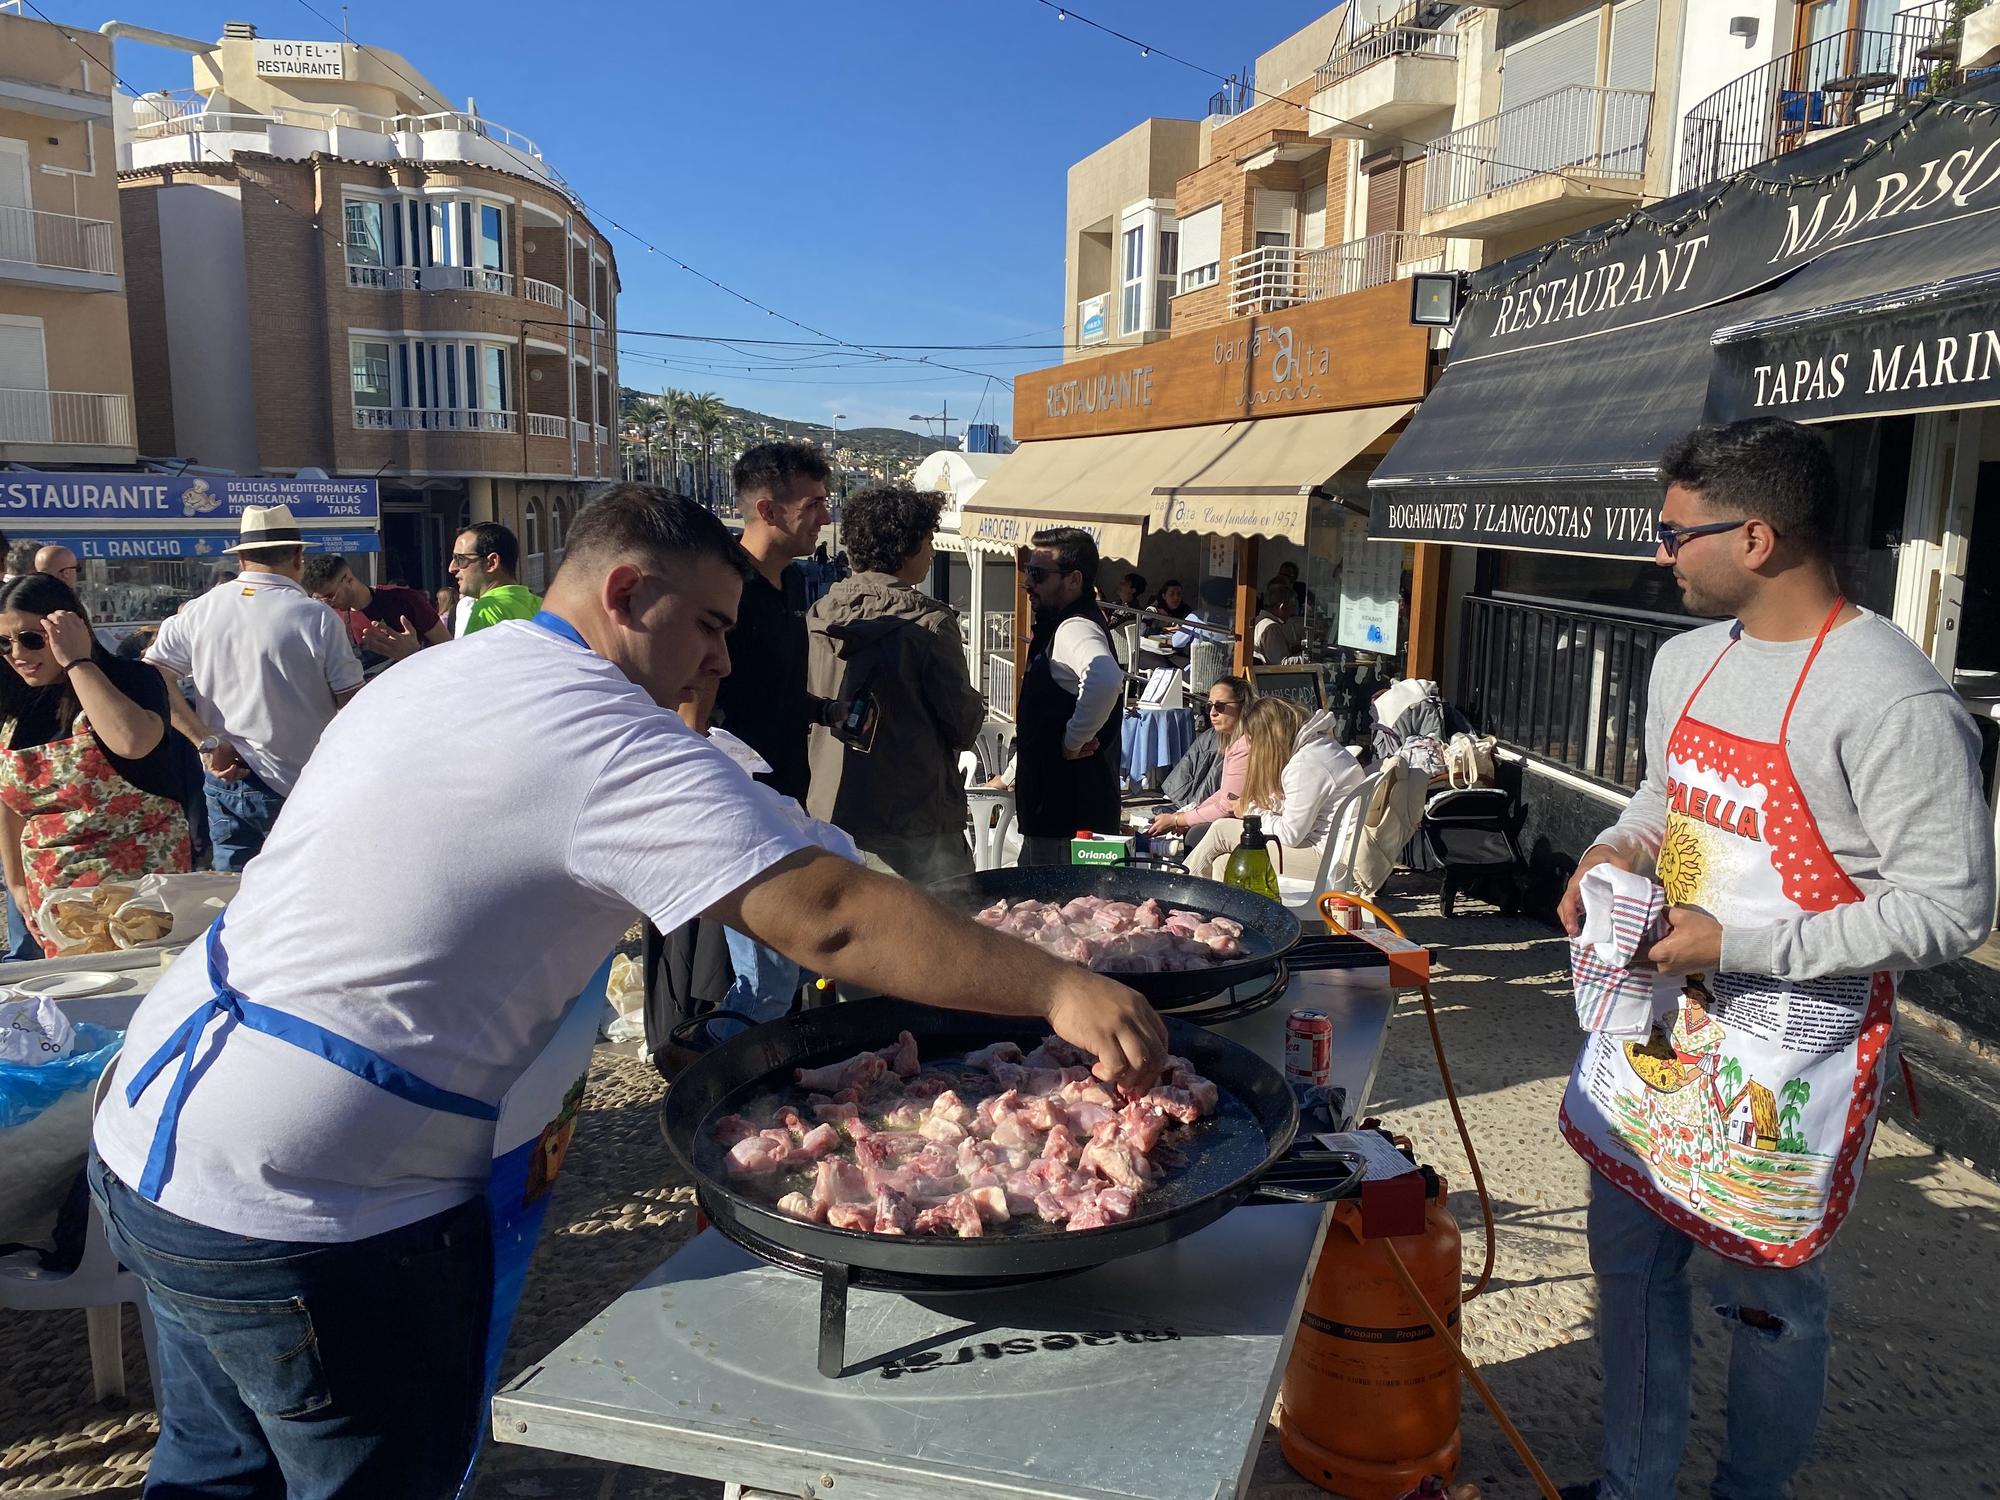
[89, 1153, 490, 1500]
[3, 884, 45, 961]
[1589, 1171, 1830, 1500]
[722, 927, 803, 1024]
[204, 771, 285, 873]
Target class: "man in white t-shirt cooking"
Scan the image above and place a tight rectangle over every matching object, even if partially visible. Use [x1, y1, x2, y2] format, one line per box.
[89, 485, 1166, 1500]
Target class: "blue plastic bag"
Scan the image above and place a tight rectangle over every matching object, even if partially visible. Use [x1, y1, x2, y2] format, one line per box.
[0, 1023, 122, 1129]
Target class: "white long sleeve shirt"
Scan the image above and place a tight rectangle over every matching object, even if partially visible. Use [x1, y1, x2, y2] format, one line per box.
[1049, 617, 1124, 754]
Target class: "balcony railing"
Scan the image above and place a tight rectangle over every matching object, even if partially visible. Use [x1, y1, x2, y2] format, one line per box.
[522, 277, 565, 309]
[0, 204, 117, 277]
[1227, 232, 1446, 315]
[128, 97, 572, 198]
[1457, 596, 1688, 790]
[353, 406, 518, 433]
[345, 264, 516, 294]
[1426, 85, 1653, 216]
[526, 412, 568, 438]
[0, 388, 133, 447]
[594, 423, 610, 446]
[1679, 13, 1950, 192]
[1318, 22, 1457, 86]
[572, 418, 592, 442]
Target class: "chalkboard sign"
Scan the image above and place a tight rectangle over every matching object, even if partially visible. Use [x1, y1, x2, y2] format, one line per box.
[1250, 663, 1327, 713]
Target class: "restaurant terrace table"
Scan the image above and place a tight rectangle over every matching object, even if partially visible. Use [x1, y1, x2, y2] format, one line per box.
[1120, 704, 1194, 791]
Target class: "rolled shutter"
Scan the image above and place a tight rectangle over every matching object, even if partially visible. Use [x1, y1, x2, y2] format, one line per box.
[1179, 203, 1222, 278]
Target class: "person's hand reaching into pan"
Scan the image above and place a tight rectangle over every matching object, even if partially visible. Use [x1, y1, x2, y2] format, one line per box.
[1044, 970, 1169, 1092]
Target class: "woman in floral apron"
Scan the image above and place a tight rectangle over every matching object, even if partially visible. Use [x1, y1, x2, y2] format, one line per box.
[0, 574, 191, 955]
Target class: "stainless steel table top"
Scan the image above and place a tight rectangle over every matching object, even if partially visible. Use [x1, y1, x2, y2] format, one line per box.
[493, 1204, 1330, 1500]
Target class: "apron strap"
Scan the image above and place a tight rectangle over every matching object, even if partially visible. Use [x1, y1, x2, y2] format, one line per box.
[1777, 596, 1848, 745]
[125, 915, 499, 1200]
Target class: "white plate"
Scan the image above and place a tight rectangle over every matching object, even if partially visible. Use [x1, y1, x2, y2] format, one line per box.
[6, 970, 125, 999]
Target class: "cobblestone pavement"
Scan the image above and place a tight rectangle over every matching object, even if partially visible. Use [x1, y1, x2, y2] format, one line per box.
[4, 884, 1995, 1498]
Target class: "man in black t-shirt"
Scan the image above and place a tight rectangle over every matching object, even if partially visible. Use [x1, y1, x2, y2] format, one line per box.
[711, 442, 846, 1022]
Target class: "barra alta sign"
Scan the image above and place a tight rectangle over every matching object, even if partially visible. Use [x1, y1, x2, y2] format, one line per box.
[0, 474, 379, 525]
[1015, 280, 1428, 442]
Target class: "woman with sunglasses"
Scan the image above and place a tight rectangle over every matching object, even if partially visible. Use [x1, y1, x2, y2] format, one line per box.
[0, 573, 191, 955]
[1147, 675, 1253, 839]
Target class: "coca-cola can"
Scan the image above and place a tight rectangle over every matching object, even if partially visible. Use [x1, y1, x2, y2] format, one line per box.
[1284, 1008, 1333, 1086]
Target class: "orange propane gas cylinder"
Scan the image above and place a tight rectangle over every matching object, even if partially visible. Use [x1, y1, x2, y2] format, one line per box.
[1279, 1172, 1463, 1499]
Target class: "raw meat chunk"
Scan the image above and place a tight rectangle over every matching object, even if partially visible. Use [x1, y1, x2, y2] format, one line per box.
[811, 1157, 871, 1207]
[873, 1187, 914, 1235]
[877, 1030, 921, 1078]
[726, 1132, 793, 1176]
[776, 1192, 826, 1224]
[797, 1123, 843, 1159]
[965, 1041, 1025, 1072]
[793, 1050, 889, 1094]
[826, 1203, 877, 1233]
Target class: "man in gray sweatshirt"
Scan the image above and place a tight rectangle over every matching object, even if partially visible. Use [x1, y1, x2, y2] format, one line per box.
[1555, 419, 1993, 1500]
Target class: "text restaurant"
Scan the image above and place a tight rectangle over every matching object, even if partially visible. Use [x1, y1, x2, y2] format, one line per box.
[956, 278, 1434, 745]
[0, 469, 381, 634]
[1367, 74, 2000, 894]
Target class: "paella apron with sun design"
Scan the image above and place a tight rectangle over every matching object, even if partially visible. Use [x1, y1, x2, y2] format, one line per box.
[1560, 599, 1895, 1268]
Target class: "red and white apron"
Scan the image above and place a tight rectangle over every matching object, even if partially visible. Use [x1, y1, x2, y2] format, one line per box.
[1560, 599, 1895, 1267]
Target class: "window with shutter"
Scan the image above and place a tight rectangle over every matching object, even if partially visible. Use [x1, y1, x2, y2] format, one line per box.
[1495, 12, 1604, 187]
[1363, 156, 1402, 239]
[1178, 204, 1223, 291]
[1399, 156, 1428, 233]
[1301, 182, 1328, 250]
[1603, 0, 1660, 170]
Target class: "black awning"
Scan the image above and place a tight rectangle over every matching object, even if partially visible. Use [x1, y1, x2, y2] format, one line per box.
[1710, 200, 2000, 421]
[1368, 311, 1716, 559]
[1369, 78, 2000, 558]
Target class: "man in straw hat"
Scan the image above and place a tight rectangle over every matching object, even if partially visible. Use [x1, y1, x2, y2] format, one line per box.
[145, 503, 363, 869]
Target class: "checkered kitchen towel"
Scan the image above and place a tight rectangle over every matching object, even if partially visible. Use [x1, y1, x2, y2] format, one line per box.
[1570, 863, 1679, 1035]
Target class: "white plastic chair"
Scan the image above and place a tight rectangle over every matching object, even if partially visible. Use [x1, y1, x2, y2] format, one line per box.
[0, 1049, 158, 1402]
[1278, 768, 1389, 924]
[966, 789, 1018, 872]
[972, 720, 1016, 785]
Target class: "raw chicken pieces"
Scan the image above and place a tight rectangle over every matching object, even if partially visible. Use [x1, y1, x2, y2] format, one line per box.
[971, 896, 1246, 974]
[714, 1029, 1219, 1236]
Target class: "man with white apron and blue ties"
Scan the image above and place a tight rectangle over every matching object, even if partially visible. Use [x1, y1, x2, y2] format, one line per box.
[88, 486, 1168, 1500]
[1557, 420, 1994, 1500]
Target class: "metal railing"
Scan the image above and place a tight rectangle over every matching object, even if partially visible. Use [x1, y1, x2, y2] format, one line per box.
[1679, 12, 1951, 191]
[522, 277, 565, 309]
[593, 423, 609, 447]
[0, 204, 117, 277]
[0, 388, 133, 447]
[1457, 596, 1689, 790]
[1318, 22, 1457, 86]
[526, 412, 568, 439]
[1426, 85, 1653, 216]
[1227, 231, 1447, 315]
[128, 97, 572, 196]
[983, 651, 1017, 720]
[345, 264, 515, 295]
[572, 418, 592, 442]
[352, 406, 518, 433]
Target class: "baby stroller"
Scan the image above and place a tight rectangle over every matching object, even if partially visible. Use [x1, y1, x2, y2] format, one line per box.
[1420, 785, 1525, 917]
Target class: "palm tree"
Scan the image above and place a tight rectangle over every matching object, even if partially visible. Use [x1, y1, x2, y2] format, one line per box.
[683, 391, 728, 506]
[661, 388, 692, 497]
[1720, 1056, 1743, 1100]
[625, 396, 665, 482]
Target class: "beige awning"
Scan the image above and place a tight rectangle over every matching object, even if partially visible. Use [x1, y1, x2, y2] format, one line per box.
[958, 426, 1224, 560]
[1153, 404, 1416, 544]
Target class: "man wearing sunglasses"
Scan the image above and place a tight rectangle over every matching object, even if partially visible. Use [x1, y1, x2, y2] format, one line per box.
[1553, 419, 1992, 1500]
[448, 522, 540, 635]
[1015, 527, 1123, 865]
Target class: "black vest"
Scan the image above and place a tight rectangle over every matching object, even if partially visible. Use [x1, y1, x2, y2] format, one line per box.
[1014, 597, 1121, 839]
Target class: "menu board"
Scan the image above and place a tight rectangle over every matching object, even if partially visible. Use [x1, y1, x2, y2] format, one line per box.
[1250, 663, 1327, 714]
[1336, 510, 1402, 655]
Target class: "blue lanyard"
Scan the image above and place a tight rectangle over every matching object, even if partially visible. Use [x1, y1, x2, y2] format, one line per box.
[531, 610, 589, 652]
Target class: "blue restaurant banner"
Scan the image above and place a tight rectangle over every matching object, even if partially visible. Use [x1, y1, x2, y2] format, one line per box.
[37, 529, 381, 562]
[0, 473, 379, 524]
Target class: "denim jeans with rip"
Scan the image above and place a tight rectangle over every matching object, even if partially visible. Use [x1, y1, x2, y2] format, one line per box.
[1588, 1170, 1830, 1500]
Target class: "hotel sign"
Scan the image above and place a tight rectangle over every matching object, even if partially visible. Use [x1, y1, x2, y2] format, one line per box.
[253, 39, 347, 79]
[1015, 280, 1428, 441]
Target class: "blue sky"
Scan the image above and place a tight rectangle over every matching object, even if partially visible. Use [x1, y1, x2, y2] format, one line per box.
[52, 0, 1335, 438]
